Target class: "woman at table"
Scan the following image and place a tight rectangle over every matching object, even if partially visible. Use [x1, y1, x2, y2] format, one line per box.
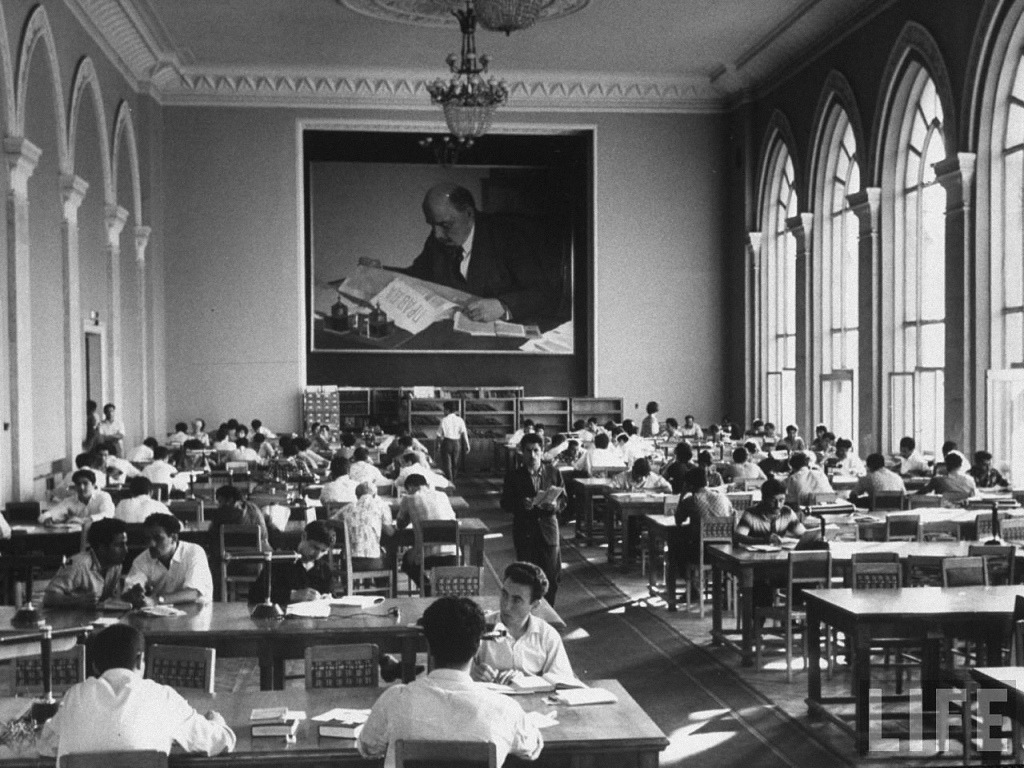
[612, 458, 673, 492]
[472, 561, 579, 687]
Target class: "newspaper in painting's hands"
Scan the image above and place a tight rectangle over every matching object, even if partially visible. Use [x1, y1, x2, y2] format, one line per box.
[370, 278, 458, 334]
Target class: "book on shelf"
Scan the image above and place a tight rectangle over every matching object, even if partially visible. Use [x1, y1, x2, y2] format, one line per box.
[250, 707, 304, 737]
[313, 707, 370, 739]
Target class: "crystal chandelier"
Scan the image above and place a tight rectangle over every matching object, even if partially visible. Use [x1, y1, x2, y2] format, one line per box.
[476, 0, 547, 35]
[425, 0, 508, 145]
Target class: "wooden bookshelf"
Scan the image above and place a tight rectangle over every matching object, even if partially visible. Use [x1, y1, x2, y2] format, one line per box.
[519, 397, 571, 436]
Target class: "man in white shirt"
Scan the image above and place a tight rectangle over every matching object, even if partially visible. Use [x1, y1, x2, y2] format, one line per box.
[127, 437, 159, 463]
[38, 624, 235, 760]
[783, 451, 834, 509]
[395, 474, 457, 588]
[251, 419, 277, 439]
[320, 456, 359, 507]
[97, 444, 140, 484]
[51, 453, 107, 500]
[142, 446, 179, 488]
[123, 513, 214, 606]
[849, 453, 908, 508]
[115, 476, 172, 524]
[44, 518, 128, 608]
[439, 400, 471, 482]
[679, 414, 704, 440]
[473, 562, 578, 687]
[358, 596, 542, 768]
[396, 451, 451, 489]
[40, 470, 114, 525]
[348, 447, 386, 485]
[574, 432, 626, 476]
[827, 438, 866, 477]
[897, 436, 932, 477]
[228, 437, 260, 464]
[167, 422, 190, 448]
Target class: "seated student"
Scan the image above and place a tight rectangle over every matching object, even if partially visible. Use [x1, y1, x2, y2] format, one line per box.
[349, 446, 386, 484]
[44, 518, 128, 608]
[188, 418, 211, 447]
[760, 422, 779, 449]
[744, 418, 766, 440]
[248, 521, 334, 606]
[51, 453, 108, 500]
[167, 422, 190, 448]
[672, 468, 734, 587]
[696, 450, 725, 488]
[252, 432, 275, 463]
[679, 414, 704, 440]
[735, 478, 806, 545]
[744, 439, 769, 464]
[917, 450, 977, 506]
[507, 419, 536, 448]
[97, 443, 141, 484]
[209, 484, 271, 555]
[777, 424, 806, 453]
[334, 431, 358, 460]
[396, 451, 450, 490]
[720, 415, 741, 441]
[705, 423, 724, 443]
[40, 470, 113, 526]
[896, 436, 931, 477]
[812, 430, 837, 464]
[127, 437, 159, 463]
[358, 596, 543, 768]
[311, 423, 333, 453]
[228, 437, 260, 464]
[210, 428, 236, 453]
[385, 434, 431, 472]
[574, 432, 625, 476]
[783, 451, 834, 509]
[320, 456, 359, 506]
[848, 453, 907, 508]
[724, 446, 767, 485]
[612, 458, 673, 492]
[38, 624, 235, 760]
[549, 438, 584, 466]
[659, 417, 681, 439]
[825, 438, 865, 477]
[662, 442, 695, 493]
[472, 562, 578, 687]
[640, 401, 660, 437]
[934, 440, 958, 475]
[142, 445, 179, 488]
[332, 482, 395, 570]
[395, 474, 457, 589]
[251, 418, 276, 440]
[969, 450, 1010, 489]
[123, 513, 214, 607]
[809, 424, 830, 454]
[115, 476, 171, 524]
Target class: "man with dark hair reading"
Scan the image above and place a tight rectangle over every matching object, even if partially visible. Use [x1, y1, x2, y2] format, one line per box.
[123, 513, 213, 607]
[44, 517, 129, 608]
[357, 596, 542, 767]
[38, 625, 235, 759]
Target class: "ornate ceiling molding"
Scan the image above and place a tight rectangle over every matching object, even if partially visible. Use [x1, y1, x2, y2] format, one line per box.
[337, 0, 589, 28]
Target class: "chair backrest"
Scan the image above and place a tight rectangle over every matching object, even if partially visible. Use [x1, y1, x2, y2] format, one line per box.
[851, 550, 900, 564]
[146, 643, 216, 693]
[968, 544, 1016, 586]
[414, 519, 459, 597]
[341, 515, 392, 597]
[59, 752, 168, 768]
[219, 523, 261, 554]
[428, 566, 482, 597]
[663, 494, 680, 518]
[305, 643, 379, 688]
[394, 740, 498, 768]
[167, 498, 204, 523]
[869, 491, 906, 511]
[787, 550, 831, 604]
[4, 500, 40, 524]
[726, 492, 754, 511]
[149, 483, 169, 502]
[851, 560, 902, 590]
[885, 513, 920, 542]
[941, 555, 989, 588]
[14, 645, 86, 697]
[700, 515, 734, 544]
[224, 461, 249, 473]
[1001, 518, 1024, 543]
[906, 553, 945, 587]
[921, 520, 961, 542]
[975, 511, 1008, 540]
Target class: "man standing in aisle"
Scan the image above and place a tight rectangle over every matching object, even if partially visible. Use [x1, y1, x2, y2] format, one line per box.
[501, 433, 565, 605]
[439, 400, 470, 482]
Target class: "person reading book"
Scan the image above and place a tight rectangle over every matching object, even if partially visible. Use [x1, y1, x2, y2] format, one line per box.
[43, 517, 129, 608]
[472, 561, 579, 688]
[38, 625, 235, 760]
[358, 596, 543, 768]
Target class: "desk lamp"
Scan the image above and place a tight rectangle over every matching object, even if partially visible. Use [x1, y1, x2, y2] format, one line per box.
[11, 564, 42, 629]
[985, 501, 1002, 546]
[0, 623, 92, 724]
[224, 551, 301, 620]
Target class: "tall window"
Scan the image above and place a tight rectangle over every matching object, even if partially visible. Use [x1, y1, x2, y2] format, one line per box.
[818, 115, 860, 441]
[890, 74, 945, 455]
[761, 142, 798, 428]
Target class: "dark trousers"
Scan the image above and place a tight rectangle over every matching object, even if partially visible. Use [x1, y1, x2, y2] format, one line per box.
[400, 552, 459, 595]
[441, 438, 462, 481]
[514, 533, 561, 606]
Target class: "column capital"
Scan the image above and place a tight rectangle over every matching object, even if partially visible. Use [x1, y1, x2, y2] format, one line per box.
[134, 225, 151, 263]
[934, 152, 977, 209]
[60, 174, 89, 221]
[848, 187, 881, 235]
[4, 137, 41, 198]
[104, 204, 130, 247]
[785, 213, 814, 256]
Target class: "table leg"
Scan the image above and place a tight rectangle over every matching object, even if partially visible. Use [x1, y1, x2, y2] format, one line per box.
[645, 520, 657, 593]
[853, 627, 872, 755]
[461, 534, 483, 568]
[605, 505, 616, 564]
[584, 490, 595, 545]
[622, 513, 634, 572]
[739, 573, 755, 666]
[711, 562, 723, 641]
[665, 550, 677, 612]
[260, 657, 284, 691]
[806, 604, 822, 708]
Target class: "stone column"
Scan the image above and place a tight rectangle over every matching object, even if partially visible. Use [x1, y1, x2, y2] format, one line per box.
[787, 213, 814, 432]
[849, 188, 882, 453]
[746, 232, 762, 421]
[4, 137, 41, 500]
[134, 225, 151, 436]
[935, 153, 976, 452]
[105, 205, 129, 412]
[61, 174, 89, 461]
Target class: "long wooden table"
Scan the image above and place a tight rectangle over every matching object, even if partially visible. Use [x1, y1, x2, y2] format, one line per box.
[604, 493, 668, 571]
[705, 541, 976, 666]
[0, 598, 563, 691]
[0, 679, 668, 767]
[567, 477, 612, 546]
[804, 585, 1024, 755]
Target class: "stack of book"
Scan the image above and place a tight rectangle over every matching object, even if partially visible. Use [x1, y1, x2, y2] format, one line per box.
[250, 707, 303, 737]
[312, 707, 371, 738]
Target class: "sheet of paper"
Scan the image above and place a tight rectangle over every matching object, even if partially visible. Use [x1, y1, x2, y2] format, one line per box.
[453, 312, 496, 336]
[312, 708, 370, 723]
[285, 601, 332, 618]
[329, 595, 385, 608]
[371, 278, 457, 335]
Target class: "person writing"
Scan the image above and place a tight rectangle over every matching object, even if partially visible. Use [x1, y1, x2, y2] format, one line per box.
[39, 469, 113, 526]
[472, 562, 578, 687]
[395, 474, 458, 591]
[44, 518, 129, 608]
[248, 520, 335, 606]
[735, 478, 806, 545]
[38, 625, 235, 760]
[123, 513, 214, 607]
[358, 596, 542, 768]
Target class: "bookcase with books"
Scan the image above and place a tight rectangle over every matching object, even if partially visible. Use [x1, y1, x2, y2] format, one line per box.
[571, 397, 624, 428]
[336, 388, 372, 429]
[302, 386, 341, 430]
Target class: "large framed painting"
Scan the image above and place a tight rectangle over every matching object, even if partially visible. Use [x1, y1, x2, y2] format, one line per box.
[303, 126, 592, 392]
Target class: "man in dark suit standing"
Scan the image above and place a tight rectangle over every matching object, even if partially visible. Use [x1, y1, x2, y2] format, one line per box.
[404, 183, 562, 326]
[501, 433, 565, 605]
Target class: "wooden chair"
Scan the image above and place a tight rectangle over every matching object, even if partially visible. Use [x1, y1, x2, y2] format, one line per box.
[848, 554, 917, 694]
[685, 516, 734, 618]
[1000, 517, 1024, 543]
[218, 523, 263, 602]
[725, 492, 754, 511]
[14, 645, 86, 697]
[305, 643, 379, 688]
[754, 550, 832, 682]
[167, 498, 204, 524]
[641, 494, 679, 578]
[342, 515, 393, 598]
[145, 644, 216, 694]
[906, 553, 946, 587]
[394, 740, 497, 768]
[414, 520, 460, 597]
[906, 494, 942, 510]
[921, 520, 960, 542]
[975, 511, 1007, 540]
[428, 566, 482, 597]
[59, 752, 168, 768]
[150, 483, 169, 501]
[884, 513, 920, 542]
[941, 556, 988, 588]
[869, 491, 906, 511]
[968, 544, 1015, 586]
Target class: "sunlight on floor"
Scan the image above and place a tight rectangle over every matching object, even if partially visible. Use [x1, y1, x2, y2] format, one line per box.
[562, 627, 590, 640]
[760, 657, 829, 672]
[658, 719, 737, 764]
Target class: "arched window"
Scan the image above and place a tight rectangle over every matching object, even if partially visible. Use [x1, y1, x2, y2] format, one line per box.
[889, 74, 946, 455]
[760, 140, 798, 428]
[816, 113, 860, 441]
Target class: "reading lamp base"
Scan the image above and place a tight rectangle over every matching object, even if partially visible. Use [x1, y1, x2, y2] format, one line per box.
[30, 699, 58, 725]
[11, 604, 43, 629]
[250, 602, 285, 621]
